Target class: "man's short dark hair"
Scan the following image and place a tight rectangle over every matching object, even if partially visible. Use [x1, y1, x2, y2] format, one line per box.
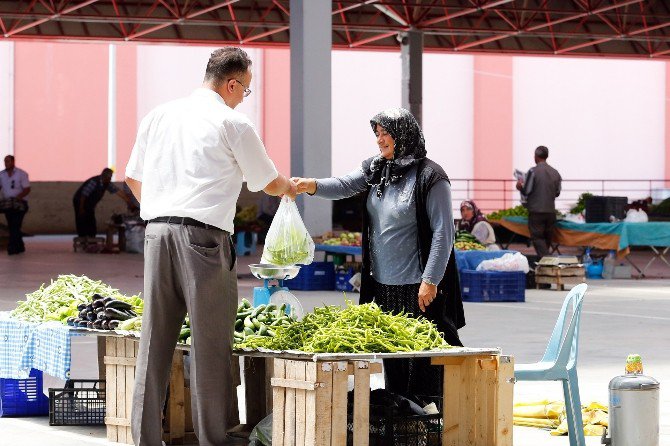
[4, 155, 14, 162]
[101, 168, 113, 176]
[204, 47, 252, 86]
[535, 146, 549, 159]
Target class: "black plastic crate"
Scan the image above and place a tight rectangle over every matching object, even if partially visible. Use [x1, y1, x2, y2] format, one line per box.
[347, 394, 443, 446]
[585, 196, 628, 223]
[49, 380, 106, 426]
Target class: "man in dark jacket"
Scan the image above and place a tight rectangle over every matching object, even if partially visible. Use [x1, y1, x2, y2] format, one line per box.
[516, 146, 562, 257]
[72, 168, 135, 237]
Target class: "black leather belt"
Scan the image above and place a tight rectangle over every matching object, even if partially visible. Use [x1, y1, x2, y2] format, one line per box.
[149, 216, 224, 232]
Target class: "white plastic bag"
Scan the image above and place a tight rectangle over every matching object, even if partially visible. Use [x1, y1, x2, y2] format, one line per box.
[624, 209, 648, 223]
[476, 252, 530, 273]
[261, 196, 315, 266]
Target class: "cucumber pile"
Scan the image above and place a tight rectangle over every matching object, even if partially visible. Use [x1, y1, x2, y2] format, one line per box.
[454, 231, 486, 251]
[233, 298, 296, 344]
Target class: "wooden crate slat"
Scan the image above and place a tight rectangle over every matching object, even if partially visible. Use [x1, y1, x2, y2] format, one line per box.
[304, 362, 317, 446]
[314, 362, 333, 446]
[125, 338, 136, 443]
[106, 337, 118, 443]
[168, 350, 186, 444]
[330, 361, 348, 446]
[116, 338, 127, 445]
[284, 360, 298, 446]
[295, 361, 307, 446]
[442, 363, 460, 446]
[496, 356, 514, 446]
[459, 357, 476, 445]
[475, 359, 491, 445]
[485, 358, 498, 446]
[352, 361, 370, 446]
[272, 359, 286, 446]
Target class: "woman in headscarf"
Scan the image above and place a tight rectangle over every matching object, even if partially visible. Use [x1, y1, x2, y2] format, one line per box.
[458, 200, 498, 248]
[292, 108, 464, 399]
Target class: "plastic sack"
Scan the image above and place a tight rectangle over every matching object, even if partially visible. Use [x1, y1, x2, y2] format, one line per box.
[563, 213, 586, 224]
[476, 252, 530, 273]
[125, 224, 145, 254]
[624, 209, 649, 222]
[261, 196, 315, 266]
[249, 414, 273, 446]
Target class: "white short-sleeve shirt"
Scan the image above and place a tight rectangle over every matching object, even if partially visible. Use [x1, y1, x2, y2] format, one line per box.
[0, 168, 30, 200]
[125, 88, 278, 232]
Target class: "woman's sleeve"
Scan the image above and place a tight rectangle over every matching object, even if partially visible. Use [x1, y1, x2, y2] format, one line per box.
[471, 222, 489, 244]
[313, 167, 368, 200]
[422, 180, 455, 285]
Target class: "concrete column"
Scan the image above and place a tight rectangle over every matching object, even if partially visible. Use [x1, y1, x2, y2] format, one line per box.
[290, 0, 332, 236]
[401, 28, 423, 125]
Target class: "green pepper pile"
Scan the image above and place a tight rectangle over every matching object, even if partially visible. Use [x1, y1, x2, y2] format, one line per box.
[11, 275, 142, 324]
[235, 301, 451, 353]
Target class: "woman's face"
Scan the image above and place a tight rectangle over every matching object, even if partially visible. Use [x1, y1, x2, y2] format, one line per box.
[375, 124, 395, 160]
[461, 207, 474, 221]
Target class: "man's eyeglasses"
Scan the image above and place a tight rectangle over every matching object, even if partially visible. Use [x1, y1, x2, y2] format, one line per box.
[234, 79, 252, 97]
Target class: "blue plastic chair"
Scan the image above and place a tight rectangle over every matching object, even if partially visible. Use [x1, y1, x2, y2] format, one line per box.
[514, 283, 588, 446]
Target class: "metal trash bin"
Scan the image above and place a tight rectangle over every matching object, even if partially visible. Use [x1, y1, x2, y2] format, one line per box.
[602, 373, 660, 446]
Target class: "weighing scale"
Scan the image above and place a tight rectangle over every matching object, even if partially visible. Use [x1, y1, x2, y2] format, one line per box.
[249, 264, 304, 318]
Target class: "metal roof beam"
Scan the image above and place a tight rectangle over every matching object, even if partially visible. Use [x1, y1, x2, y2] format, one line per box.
[557, 20, 670, 54]
[454, 0, 643, 51]
[5, 0, 100, 37]
[419, 0, 515, 27]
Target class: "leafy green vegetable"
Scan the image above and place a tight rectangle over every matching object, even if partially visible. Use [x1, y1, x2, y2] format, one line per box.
[264, 228, 311, 266]
[235, 301, 451, 353]
[570, 192, 594, 215]
[487, 205, 529, 220]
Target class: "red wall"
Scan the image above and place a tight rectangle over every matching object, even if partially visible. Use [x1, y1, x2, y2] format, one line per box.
[262, 48, 291, 176]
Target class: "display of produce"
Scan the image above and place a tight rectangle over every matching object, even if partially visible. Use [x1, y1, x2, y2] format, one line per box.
[235, 301, 450, 353]
[10, 275, 142, 324]
[321, 232, 362, 247]
[570, 192, 594, 215]
[233, 298, 296, 345]
[65, 294, 138, 330]
[454, 231, 486, 251]
[486, 205, 529, 220]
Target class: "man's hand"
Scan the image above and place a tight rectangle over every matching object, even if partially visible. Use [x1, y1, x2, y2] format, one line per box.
[290, 177, 317, 195]
[516, 179, 524, 191]
[283, 180, 298, 200]
[418, 281, 438, 313]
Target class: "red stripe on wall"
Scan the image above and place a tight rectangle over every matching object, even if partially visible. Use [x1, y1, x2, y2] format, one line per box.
[473, 55, 513, 210]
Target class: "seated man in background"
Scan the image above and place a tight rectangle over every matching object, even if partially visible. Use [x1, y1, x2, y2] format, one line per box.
[72, 168, 135, 238]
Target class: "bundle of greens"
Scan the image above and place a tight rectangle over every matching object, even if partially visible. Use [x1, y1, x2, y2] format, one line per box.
[235, 301, 450, 353]
[10, 275, 142, 324]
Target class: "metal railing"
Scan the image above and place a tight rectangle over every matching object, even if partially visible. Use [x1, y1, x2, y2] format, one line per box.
[450, 179, 670, 215]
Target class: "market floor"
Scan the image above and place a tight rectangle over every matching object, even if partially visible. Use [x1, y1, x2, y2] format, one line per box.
[1, 236, 669, 446]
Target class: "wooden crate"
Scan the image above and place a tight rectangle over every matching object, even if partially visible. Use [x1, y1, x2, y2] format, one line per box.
[270, 354, 514, 446]
[104, 337, 195, 445]
[271, 359, 381, 446]
[535, 265, 585, 291]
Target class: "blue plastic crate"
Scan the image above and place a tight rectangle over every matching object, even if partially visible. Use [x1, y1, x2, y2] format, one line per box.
[459, 270, 526, 302]
[0, 369, 50, 417]
[284, 262, 335, 291]
[335, 268, 355, 292]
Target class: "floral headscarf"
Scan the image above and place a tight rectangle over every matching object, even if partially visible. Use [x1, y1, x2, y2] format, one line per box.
[364, 108, 427, 198]
[457, 200, 487, 232]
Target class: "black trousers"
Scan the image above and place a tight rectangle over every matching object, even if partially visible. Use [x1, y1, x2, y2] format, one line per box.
[528, 212, 556, 257]
[5, 205, 27, 254]
[74, 205, 97, 237]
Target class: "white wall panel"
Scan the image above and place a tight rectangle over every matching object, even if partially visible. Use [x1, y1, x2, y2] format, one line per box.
[0, 42, 13, 158]
[136, 45, 262, 131]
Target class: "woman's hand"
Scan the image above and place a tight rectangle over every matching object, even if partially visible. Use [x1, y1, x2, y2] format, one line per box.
[290, 177, 317, 195]
[418, 281, 438, 312]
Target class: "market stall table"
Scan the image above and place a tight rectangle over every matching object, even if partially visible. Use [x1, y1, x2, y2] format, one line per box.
[236, 348, 514, 446]
[314, 243, 362, 264]
[496, 217, 670, 277]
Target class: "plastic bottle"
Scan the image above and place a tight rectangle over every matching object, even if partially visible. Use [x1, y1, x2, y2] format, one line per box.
[603, 250, 615, 279]
[583, 248, 593, 269]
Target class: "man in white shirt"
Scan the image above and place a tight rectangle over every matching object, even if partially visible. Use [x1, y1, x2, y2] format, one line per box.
[125, 47, 296, 446]
[0, 155, 31, 255]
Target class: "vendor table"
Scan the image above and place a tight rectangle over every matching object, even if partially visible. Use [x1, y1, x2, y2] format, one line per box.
[237, 348, 514, 446]
[497, 217, 670, 277]
[314, 244, 362, 264]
